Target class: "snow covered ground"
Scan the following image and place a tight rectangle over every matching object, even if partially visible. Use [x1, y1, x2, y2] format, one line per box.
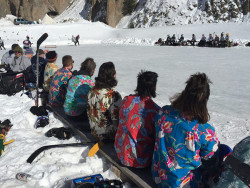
[0, 18, 250, 187]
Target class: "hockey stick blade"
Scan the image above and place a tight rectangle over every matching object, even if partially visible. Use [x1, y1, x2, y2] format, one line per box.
[225, 155, 250, 187]
[27, 141, 96, 164]
[37, 33, 48, 48]
[88, 141, 104, 157]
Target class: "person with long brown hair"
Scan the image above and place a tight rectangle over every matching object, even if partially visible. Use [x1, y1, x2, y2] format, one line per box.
[151, 72, 220, 187]
[87, 62, 122, 140]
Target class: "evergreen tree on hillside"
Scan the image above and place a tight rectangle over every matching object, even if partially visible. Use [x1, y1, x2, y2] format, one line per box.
[123, 0, 137, 15]
[241, 0, 250, 15]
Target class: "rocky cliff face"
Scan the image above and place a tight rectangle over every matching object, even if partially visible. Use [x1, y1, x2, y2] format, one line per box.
[82, 0, 125, 27]
[0, 0, 72, 21]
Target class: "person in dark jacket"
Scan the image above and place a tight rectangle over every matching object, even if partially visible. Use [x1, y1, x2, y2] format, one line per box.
[29, 49, 47, 88]
[75, 35, 80, 46]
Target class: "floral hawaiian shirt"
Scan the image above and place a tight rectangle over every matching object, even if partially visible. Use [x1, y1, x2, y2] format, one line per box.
[49, 67, 72, 106]
[114, 95, 160, 168]
[43, 62, 59, 92]
[152, 105, 219, 188]
[87, 88, 122, 140]
[64, 75, 95, 116]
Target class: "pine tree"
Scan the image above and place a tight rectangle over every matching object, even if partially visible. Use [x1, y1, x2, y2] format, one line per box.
[123, 0, 137, 15]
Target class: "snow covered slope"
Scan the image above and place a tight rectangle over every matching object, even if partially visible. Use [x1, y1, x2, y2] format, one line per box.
[117, 0, 250, 28]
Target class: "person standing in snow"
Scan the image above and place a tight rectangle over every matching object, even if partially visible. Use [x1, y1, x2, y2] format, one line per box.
[23, 36, 32, 49]
[87, 62, 122, 140]
[72, 35, 80, 46]
[1, 44, 19, 65]
[0, 37, 6, 50]
[151, 72, 231, 187]
[75, 34, 80, 46]
[114, 70, 160, 168]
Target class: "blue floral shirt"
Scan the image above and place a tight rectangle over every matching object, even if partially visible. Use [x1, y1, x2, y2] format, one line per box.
[152, 105, 219, 188]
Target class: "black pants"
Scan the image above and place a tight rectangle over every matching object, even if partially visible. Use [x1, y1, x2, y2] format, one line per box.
[74, 41, 79, 46]
[0, 44, 5, 50]
[66, 111, 88, 121]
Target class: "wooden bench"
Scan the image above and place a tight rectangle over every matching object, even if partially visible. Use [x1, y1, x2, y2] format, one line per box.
[50, 106, 157, 188]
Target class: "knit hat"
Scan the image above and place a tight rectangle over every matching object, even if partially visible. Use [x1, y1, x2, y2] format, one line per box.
[11, 44, 19, 51]
[38, 49, 45, 55]
[13, 46, 23, 54]
[25, 48, 34, 55]
[46, 51, 57, 62]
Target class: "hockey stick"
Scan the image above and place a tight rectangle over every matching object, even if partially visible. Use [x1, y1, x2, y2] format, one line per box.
[27, 141, 96, 164]
[88, 141, 104, 157]
[224, 155, 250, 187]
[36, 33, 48, 107]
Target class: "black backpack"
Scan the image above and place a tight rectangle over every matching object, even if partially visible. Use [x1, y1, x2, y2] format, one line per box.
[0, 65, 25, 96]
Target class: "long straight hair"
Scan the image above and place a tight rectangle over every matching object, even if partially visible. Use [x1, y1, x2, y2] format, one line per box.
[170, 72, 212, 124]
[94, 62, 117, 90]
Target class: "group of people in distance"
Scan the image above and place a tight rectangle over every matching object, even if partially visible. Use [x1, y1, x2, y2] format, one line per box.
[156, 32, 235, 48]
[1, 39, 233, 187]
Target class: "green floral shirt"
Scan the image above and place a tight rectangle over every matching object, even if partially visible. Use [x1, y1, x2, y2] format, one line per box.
[87, 88, 122, 140]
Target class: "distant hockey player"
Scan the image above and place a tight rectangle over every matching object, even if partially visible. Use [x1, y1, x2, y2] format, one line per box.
[23, 36, 32, 49]
[75, 34, 80, 46]
[72, 35, 80, 46]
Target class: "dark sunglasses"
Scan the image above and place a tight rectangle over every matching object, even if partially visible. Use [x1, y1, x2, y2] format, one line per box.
[15, 51, 22, 53]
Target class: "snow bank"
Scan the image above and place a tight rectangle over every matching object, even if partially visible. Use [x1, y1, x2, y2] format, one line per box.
[41, 14, 56, 25]
[0, 14, 15, 26]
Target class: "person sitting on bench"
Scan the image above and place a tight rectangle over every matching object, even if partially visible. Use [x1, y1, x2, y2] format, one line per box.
[49, 55, 74, 106]
[10, 46, 31, 73]
[114, 70, 160, 168]
[151, 73, 231, 187]
[87, 62, 122, 140]
[198, 34, 206, 47]
[64, 58, 96, 120]
[187, 34, 196, 46]
[43, 51, 59, 92]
